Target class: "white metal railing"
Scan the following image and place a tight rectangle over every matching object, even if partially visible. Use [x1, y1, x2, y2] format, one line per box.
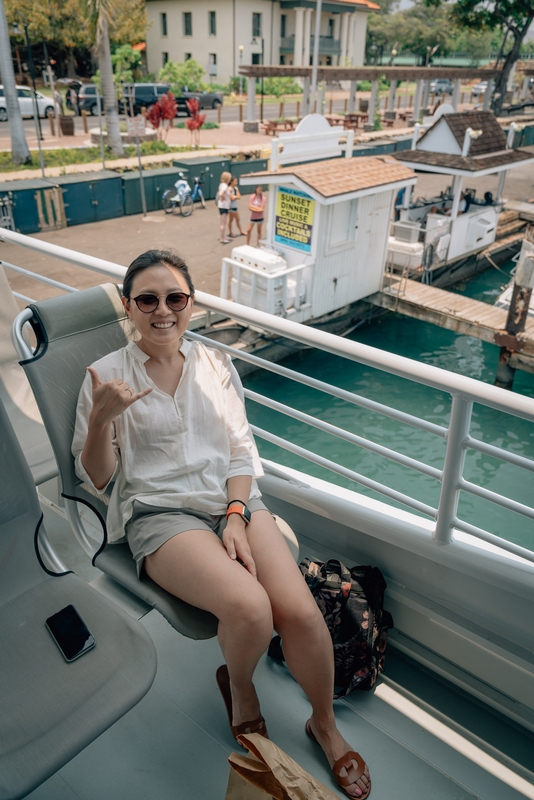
[220, 256, 310, 316]
[2, 227, 534, 565]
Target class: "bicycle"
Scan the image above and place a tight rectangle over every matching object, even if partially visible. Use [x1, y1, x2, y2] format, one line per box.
[161, 168, 208, 217]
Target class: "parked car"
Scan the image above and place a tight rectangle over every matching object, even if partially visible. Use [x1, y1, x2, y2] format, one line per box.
[472, 81, 488, 97]
[180, 88, 223, 109]
[429, 79, 454, 96]
[0, 85, 54, 122]
[120, 83, 190, 116]
[75, 84, 103, 115]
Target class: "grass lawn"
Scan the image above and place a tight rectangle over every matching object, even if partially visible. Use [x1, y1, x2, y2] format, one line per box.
[0, 140, 191, 173]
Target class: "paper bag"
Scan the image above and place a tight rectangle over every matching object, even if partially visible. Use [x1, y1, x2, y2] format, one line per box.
[224, 733, 340, 800]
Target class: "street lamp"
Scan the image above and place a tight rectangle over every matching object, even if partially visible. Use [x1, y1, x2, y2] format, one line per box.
[251, 36, 264, 122]
[239, 44, 244, 95]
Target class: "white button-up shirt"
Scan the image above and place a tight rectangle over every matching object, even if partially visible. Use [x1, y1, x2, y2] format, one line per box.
[72, 339, 263, 543]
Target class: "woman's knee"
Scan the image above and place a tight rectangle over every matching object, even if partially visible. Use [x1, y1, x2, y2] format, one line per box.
[274, 594, 322, 635]
[221, 582, 273, 632]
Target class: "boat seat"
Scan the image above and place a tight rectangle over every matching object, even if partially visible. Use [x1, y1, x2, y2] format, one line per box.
[0, 395, 157, 800]
[0, 265, 58, 485]
[14, 284, 298, 640]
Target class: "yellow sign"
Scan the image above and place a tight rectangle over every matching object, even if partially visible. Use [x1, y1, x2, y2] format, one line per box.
[274, 188, 315, 253]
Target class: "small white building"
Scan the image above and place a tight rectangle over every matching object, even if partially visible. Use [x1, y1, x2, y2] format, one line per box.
[390, 111, 534, 269]
[145, 0, 378, 83]
[221, 115, 415, 323]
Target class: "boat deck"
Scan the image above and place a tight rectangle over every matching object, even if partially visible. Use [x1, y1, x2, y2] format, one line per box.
[25, 504, 534, 800]
[370, 276, 534, 368]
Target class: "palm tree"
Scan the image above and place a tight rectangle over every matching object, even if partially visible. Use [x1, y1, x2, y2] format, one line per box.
[0, 0, 31, 166]
[85, 0, 124, 157]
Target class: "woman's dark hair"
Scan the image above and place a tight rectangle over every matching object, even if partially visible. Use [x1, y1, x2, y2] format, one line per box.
[123, 250, 194, 298]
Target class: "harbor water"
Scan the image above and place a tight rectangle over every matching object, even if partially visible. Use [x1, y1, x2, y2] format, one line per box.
[244, 261, 534, 552]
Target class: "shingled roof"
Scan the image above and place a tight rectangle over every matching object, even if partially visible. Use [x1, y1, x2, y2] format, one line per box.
[242, 156, 415, 199]
[395, 148, 533, 173]
[416, 111, 507, 156]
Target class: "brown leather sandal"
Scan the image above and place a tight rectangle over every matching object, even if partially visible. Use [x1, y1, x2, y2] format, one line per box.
[305, 719, 371, 799]
[216, 665, 268, 749]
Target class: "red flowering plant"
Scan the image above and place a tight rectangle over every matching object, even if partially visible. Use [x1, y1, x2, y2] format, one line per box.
[147, 92, 178, 141]
[185, 98, 206, 148]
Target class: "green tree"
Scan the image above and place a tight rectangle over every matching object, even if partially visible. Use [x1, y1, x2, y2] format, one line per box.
[425, 0, 534, 114]
[158, 59, 207, 94]
[366, 2, 454, 64]
[0, 0, 31, 165]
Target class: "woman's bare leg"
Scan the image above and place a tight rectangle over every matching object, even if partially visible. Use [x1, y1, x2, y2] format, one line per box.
[145, 528, 273, 726]
[228, 211, 235, 236]
[256, 222, 263, 244]
[246, 511, 370, 798]
[219, 214, 228, 242]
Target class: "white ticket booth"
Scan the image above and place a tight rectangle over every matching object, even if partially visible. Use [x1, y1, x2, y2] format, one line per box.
[220, 115, 416, 323]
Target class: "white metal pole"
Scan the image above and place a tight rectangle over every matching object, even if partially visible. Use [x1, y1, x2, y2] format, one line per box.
[310, 0, 323, 107]
[434, 396, 473, 545]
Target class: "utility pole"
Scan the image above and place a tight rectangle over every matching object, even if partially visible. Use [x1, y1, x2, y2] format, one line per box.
[494, 224, 534, 390]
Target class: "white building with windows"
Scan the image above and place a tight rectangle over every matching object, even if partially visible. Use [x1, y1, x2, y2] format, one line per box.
[145, 0, 378, 85]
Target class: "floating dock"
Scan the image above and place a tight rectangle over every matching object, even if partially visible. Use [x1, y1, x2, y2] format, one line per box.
[369, 276, 534, 374]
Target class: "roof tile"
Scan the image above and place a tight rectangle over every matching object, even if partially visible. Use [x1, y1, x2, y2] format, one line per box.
[395, 148, 533, 172]
[418, 111, 507, 156]
[245, 156, 415, 197]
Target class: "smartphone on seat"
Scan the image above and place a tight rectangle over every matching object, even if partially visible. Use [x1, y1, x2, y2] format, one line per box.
[45, 604, 96, 662]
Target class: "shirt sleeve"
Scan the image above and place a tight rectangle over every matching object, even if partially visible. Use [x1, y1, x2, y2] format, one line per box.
[219, 353, 264, 480]
[71, 370, 120, 494]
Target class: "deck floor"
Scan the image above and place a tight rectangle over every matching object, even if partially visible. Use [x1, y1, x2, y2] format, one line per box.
[25, 505, 534, 800]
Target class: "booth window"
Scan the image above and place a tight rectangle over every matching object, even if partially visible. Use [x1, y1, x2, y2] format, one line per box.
[185, 53, 192, 61]
[183, 12, 192, 36]
[161, 13, 167, 36]
[209, 11, 216, 36]
[330, 200, 358, 248]
[162, 52, 169, 67]
[281, 14, 286, 38]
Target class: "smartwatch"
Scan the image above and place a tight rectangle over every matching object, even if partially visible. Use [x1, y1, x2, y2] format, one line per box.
[226, 501, 251, 525]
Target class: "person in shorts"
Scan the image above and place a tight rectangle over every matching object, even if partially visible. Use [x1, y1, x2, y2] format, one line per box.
[72, 249, 371, 800]
[228, 176, 244, 237]
[246, 185, 266, 246]
[217, 171, 232, 244]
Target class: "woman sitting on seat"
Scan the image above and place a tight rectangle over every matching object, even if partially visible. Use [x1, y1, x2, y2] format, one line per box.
[72, 249, 371, 800]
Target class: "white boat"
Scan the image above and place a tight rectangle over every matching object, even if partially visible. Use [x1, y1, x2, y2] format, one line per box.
[1, 227, 534, 800]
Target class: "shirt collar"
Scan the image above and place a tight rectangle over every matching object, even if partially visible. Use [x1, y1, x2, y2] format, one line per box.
[126, 338, 192, 364]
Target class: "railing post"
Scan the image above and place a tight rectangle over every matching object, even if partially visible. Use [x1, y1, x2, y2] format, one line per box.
[220, 258, 229, 299]
[434, 395, 473, 545]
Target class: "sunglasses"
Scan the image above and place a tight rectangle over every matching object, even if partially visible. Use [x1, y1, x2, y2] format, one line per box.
[131, 292, 192, 313]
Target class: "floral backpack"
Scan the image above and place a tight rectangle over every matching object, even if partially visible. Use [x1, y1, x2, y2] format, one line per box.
[268, 558, 394, 698]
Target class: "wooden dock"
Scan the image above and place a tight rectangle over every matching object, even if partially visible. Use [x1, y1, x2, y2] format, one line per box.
[369, 277, 534, 374]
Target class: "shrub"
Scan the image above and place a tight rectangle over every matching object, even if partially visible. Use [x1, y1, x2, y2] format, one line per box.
[158, 58, 207, 95]
[262, 77, 302, 97]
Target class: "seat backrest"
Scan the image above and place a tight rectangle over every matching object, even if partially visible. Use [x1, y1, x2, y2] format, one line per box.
[20, 284, 128, 516]
[0, 266, 57, 484]
[0, 395, 48, 605]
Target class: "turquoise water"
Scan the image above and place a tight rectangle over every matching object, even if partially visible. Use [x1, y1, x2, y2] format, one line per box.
[244, 262, 534, 551]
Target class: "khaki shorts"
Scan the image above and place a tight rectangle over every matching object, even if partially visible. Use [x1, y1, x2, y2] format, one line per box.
[126, 498, 268, 577]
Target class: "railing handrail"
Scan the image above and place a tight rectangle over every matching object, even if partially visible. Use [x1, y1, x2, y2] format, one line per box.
[2, 227, 532, 422]
[4, 228, 534, 565]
